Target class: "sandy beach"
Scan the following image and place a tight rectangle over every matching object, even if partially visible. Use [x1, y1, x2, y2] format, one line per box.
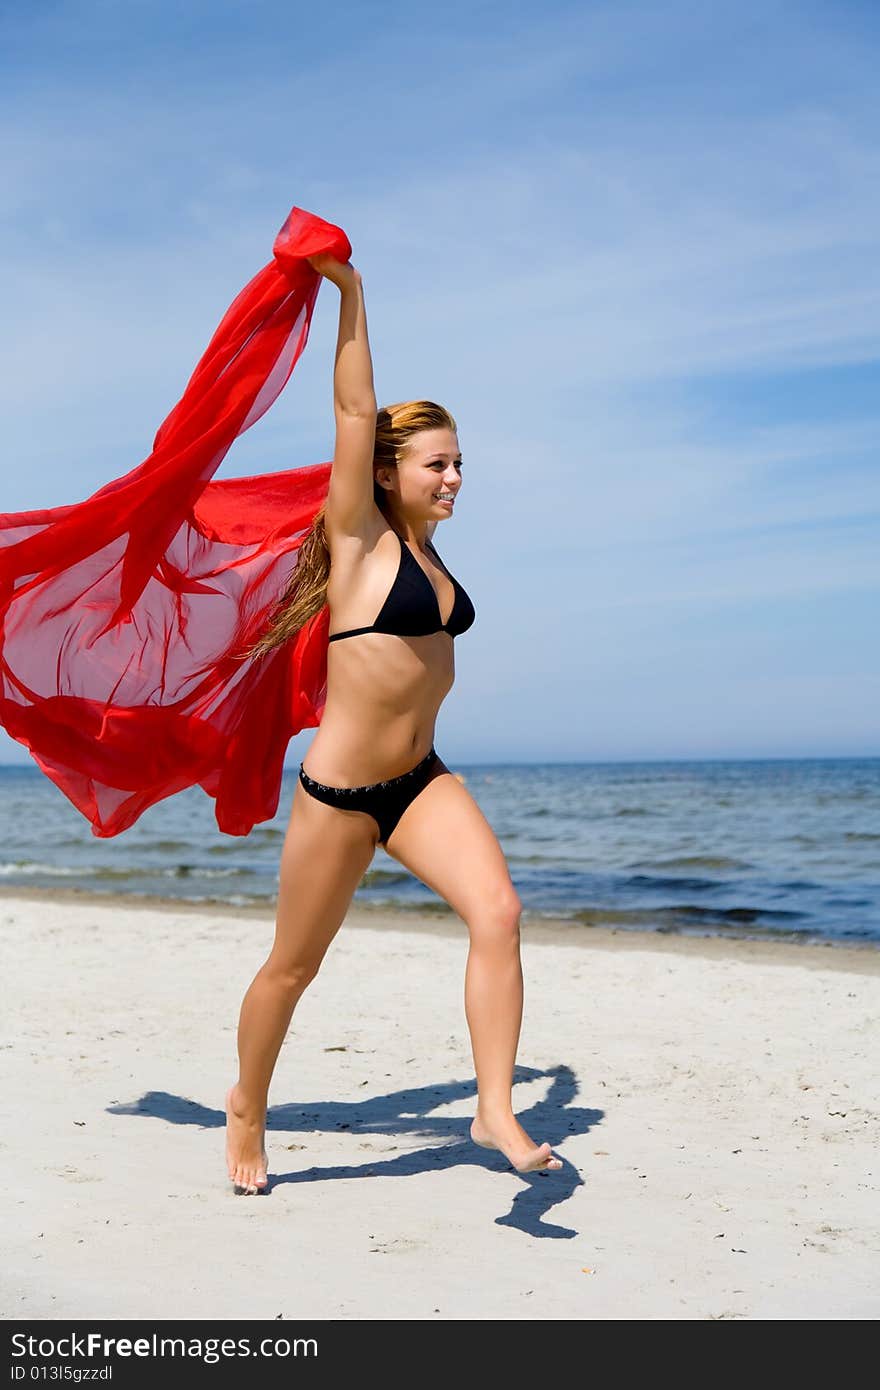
[2, 888, 878, 1322]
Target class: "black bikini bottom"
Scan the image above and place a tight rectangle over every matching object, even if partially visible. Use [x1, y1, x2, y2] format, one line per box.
[298, 747, 441, 846]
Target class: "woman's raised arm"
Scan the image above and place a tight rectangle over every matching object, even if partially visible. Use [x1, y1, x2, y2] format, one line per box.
[308, 256, 379, 536]
[307, 256, 376, 415]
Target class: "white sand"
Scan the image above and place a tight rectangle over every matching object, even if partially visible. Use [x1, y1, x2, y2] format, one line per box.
[2, 890, 878, 1321]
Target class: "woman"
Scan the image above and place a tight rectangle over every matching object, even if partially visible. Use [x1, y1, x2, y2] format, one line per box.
[225, 254, 562, 1193]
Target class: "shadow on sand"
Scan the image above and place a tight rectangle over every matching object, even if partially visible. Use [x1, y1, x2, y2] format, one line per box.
[108, 1063, 600, 1238]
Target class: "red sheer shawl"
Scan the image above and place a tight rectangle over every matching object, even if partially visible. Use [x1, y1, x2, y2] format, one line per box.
[0, 207, 352, 837]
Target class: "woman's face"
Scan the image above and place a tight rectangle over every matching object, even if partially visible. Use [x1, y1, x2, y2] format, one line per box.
[378, 428, 463, 521]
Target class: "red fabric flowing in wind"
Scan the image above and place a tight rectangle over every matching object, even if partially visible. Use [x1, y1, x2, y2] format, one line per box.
[0, 206, 353, 837]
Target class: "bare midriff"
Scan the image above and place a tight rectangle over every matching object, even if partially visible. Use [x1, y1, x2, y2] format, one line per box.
[300, 524, 457, 787]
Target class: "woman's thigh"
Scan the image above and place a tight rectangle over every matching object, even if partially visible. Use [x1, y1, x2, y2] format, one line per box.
[269, 777, 379, 977]
[383, 763, 522, 935]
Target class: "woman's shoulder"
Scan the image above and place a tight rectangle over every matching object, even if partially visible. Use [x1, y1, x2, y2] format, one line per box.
[324, 509, 400, 599]
[324, 503, 392, 558]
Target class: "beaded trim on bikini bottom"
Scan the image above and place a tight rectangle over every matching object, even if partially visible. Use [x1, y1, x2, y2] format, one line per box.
[298, 747, 437, 796]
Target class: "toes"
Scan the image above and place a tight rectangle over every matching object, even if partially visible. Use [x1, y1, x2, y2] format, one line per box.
[243, 1164, 268, 1193]
[228, 1153, 268, 1191]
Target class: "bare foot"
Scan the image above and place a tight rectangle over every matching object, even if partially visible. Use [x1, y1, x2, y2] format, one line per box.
[470, 1111, 563, 1173]
[225, 1085, 269, 1195]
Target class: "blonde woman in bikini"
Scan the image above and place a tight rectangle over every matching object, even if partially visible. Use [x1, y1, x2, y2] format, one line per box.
[225, 255, 562, 1193]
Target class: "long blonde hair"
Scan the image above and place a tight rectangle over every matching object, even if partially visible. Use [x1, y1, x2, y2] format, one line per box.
[242, 399, 457, 659]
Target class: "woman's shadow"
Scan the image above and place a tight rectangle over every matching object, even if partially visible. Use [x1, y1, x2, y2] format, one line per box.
[108, 1063, 600, 1238]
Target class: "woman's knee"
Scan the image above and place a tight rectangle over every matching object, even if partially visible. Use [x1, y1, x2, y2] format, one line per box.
[467, 887, 523, 947]
[261, 953, 322, 997]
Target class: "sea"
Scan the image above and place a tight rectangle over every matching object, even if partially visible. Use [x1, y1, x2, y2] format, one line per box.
[1, 757, 878, 947]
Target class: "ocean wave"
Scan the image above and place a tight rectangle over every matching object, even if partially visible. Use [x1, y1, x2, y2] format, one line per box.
[628, 855, 753, 872]
[0, 861, 261, 880]
[571, 902, 809, 932]
[361, 867, 418, 886]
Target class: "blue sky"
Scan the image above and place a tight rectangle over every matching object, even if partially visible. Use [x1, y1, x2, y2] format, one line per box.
[1, 0, 878, 765]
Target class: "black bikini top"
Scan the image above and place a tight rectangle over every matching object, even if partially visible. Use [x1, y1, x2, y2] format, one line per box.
[328, 530, 476, 643]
